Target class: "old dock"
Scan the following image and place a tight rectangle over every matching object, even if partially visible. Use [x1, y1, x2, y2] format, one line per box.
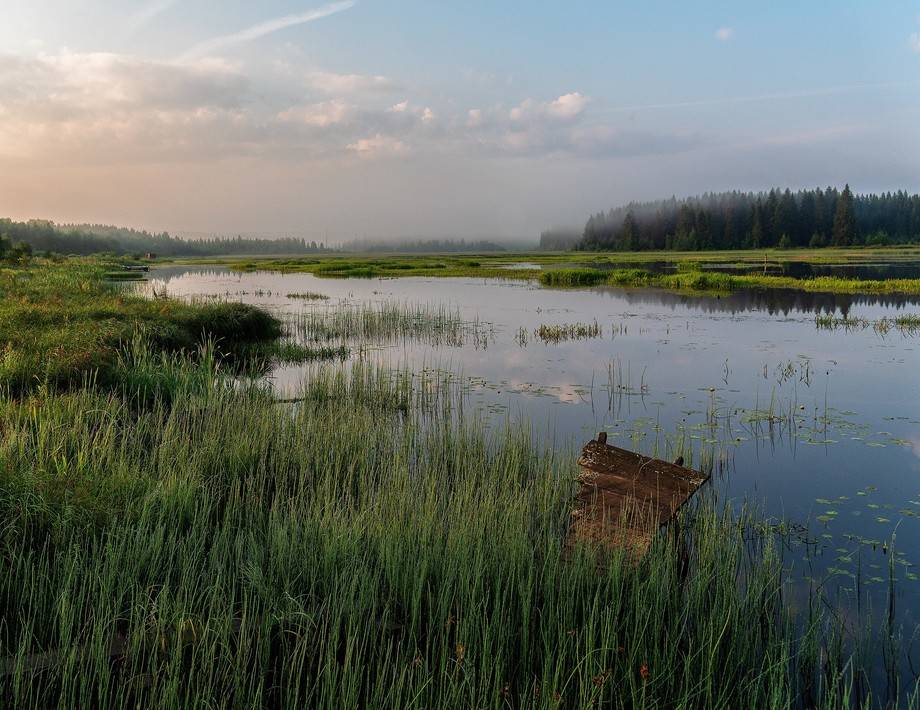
[567, 432, 709, 557]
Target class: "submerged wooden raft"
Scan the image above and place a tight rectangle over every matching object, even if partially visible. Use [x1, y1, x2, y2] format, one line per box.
[567, 432, 709, 558]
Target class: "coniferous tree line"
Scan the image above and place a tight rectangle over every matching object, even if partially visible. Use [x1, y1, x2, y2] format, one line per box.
[575, 186, 920, 251]
[0, 219, 334, 257]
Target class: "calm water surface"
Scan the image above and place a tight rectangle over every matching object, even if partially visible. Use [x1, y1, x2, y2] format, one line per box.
[149, 265, 920, 658]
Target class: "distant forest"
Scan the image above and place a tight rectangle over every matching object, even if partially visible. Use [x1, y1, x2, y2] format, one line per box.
[0, 219, 514, 257]
[538, 228, 582, 251]
[573, 186, 920, 251]
[0, 219, 333, 257]
[341, 238, 506, 253]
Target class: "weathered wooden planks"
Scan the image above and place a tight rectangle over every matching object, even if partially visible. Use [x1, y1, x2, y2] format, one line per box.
[567, 432, 709, 558]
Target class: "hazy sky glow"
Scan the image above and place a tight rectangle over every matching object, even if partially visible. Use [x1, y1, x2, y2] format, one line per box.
[1, 1, 918, 239]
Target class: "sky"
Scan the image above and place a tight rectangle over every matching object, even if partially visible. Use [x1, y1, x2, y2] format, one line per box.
[0, 0, 918, 241]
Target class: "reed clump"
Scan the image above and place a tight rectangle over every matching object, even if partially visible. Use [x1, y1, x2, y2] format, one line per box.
[534, 320, 602, 344]
[539, 268, 608, 287]
[815, 313, 920, 335]
[289, 301, 486, 347]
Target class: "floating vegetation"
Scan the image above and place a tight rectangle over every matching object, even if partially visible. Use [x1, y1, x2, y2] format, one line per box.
[286, 291, 330, 301]
[815, 313, 920, 335]
[534, 320, 602, 344]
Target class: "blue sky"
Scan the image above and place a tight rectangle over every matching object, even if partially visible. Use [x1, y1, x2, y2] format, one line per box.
[0, 1, 918, 239]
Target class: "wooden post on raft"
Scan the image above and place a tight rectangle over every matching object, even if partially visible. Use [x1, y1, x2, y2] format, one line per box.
[566, 432, 709, 559]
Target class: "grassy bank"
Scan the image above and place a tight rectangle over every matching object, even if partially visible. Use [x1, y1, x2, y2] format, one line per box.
[0, 259, 281, 394]
[218, 246, 920, 295]
[538, 266, 920, 295]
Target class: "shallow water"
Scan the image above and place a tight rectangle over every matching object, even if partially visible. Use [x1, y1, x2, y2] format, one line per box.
[148, 265, 920, 650]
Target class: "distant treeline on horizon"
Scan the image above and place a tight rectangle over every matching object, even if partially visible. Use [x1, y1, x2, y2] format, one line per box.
[340, 238, 506, 253]
[0, 219, 337, 257]
[0, 219, 514, 257]
[542, 187, 920, 251]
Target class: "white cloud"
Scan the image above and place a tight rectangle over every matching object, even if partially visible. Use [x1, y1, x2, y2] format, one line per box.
[305, 71, 398, 94]
[385, 100, 435, 124]
[715, 27, 734, 41]
[278, 100, 351, 127]
[0, 54, 695, 166]
[910, 32, 920, 54]
[0, 51, 254, 161]
[347, 133, 408, 157]
[0, 52, 247, 113]
[509, 92, 589, 123]
[547, 92, 589, 119]
[179, 1, 356, 60]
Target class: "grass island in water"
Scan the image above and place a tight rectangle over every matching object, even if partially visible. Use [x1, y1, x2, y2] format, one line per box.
[216, 246, 920, 296]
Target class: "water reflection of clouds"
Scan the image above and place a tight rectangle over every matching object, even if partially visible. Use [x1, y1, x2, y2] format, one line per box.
[910, 436, 920, 460]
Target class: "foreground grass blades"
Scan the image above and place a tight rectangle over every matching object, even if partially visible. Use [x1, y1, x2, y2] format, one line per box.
[0, 358, 879, 709]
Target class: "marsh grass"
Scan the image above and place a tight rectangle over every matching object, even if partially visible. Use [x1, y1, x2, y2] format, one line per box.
[231, 256, 507, 280]
[1, 346, 901, 709]
[534, 320, 602, 344]
[289, 301, 489, 347]
[225, 251, 920, 296]
[3, 259, 918, 707]
[815, 313, 920, 335]
[538, 268, 607, 287]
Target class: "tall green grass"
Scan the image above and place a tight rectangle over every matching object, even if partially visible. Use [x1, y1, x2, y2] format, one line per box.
[0, 348, 912, 708]
[289, 301, 487, 347]
[2, 259, 917, 707]
[539, 269, 608, 287]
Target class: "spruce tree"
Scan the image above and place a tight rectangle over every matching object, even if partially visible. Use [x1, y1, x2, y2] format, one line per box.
[621, 212, 638, 251]
[832, 184, 858, 246]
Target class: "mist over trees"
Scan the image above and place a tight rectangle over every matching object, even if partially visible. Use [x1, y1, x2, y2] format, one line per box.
[0, 219, 516, 256]
[340, 238, 506, 253]
[539, 228, 582, 251]
[0, 219, 333, 257]
[576, 186, 920, 251]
